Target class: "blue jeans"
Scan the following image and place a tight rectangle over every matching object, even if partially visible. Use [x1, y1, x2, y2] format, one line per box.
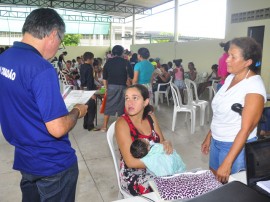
[216, 83, 223, 91]
[20, 162, 78, 202]
[209, 137, 257, 174]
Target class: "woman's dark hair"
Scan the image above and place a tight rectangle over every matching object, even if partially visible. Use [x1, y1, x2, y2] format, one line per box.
[161, 64, 169, 72]
[138, 47, 150, 59]
[167, 61, 173, 68]
[93, 59, 99, 67]
[230, 37, 262, 73]
[173, 59, 183, 67]
[112, 45, 124, 56]
[219, 41, 230, 52]
[130, 139, 148, 158]
[96, 57, 103, 64]
[126, 84, 154, 119]
[83, 52, 94, 61]
[130, 53, 138, 61]
[188, 62, 195, 69]
[211, 64, 218, 71]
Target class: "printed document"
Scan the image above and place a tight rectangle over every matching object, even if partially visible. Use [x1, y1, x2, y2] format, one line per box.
[63, 88, 96, 111]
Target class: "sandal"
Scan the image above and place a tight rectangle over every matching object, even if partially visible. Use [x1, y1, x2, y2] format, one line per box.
[100, 128, 107, 132]
[92, 128, 100, 131]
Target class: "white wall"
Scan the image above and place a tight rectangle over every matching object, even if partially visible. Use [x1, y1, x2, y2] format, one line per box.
[56, 46, 110, 62]
[226, 0, 270, 92]
[131, 40, 224, 74]
[131, 0, 270, 93]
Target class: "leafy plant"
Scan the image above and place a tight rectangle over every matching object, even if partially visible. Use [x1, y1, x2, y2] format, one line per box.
[63, 34, 82, 46]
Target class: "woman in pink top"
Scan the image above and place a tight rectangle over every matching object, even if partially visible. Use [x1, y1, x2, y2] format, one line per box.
[217, 41, 230, 90]
[173, 59, 185, 102]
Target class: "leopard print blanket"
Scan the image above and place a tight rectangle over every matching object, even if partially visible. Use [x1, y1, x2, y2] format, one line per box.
[153, 170, 222, 200]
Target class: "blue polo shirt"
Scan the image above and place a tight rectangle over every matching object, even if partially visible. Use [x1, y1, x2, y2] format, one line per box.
[0, 42, 77, 176]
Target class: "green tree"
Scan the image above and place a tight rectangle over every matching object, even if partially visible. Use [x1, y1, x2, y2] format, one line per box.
[63, 34, 81, 46]
[152, 39, 171, 43]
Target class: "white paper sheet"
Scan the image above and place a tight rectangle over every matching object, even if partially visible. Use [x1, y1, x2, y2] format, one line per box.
[63, 89, 96, 111]
[257, 180, 270, 193]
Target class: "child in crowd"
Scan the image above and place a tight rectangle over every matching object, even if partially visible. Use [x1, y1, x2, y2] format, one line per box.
[130, 139, 186, 177]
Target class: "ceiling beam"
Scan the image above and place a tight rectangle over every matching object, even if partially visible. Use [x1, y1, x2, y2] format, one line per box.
[0, 0, 151, 16]
[0, 9, 125, 23]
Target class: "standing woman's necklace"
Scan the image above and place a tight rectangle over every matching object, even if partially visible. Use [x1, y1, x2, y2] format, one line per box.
[229, 70, 250, 89]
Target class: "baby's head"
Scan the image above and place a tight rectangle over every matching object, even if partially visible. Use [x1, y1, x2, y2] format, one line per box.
[130, 139, 150, 158]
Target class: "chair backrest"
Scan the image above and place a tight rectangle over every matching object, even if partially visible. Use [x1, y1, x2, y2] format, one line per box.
[211, 79, 220, 95]
[157, 76, 173, 92]
[106, 122, 121, 189]
[194, 72, 207, 85]
[170, 83, 183, 107]
[106, 122, 131, 198]
[185, 78, 200, 102]
[59, 70, 69, 85]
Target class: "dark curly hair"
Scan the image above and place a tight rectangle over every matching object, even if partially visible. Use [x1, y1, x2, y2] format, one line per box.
[230, 37, 262, 73]
[130, 139, 148, 158]
[173, 59, 183, 67]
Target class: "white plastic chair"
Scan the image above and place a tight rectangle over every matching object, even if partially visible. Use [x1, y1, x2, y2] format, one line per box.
[207, 79, 220, 101]
[194, 72, 208, 85]
[170, 83, 196, 134]
[59, 70, 74, 93]
[106, 122, 132, 199]
[185, 79, 209, 126]
[154, 76, 172, 110]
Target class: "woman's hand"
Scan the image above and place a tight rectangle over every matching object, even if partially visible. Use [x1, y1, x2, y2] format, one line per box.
[162, 140, 173, 154]
[201, 138, 210, 155]
[201, 132, 211, 155]
[216, 161, 232, 183]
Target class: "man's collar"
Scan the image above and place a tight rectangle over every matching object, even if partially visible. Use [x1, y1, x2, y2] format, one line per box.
[13, 41, 42, 57]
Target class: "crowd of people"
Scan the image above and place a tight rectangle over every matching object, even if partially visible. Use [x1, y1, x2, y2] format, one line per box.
[0, 7, 269, 201]
[0, 46, 10, 54]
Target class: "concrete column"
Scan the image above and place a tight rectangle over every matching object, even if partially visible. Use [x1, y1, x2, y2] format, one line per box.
[100, 35, 103, 46]
[174, 0, 179, 42]
[110, 22, 113, 49]
[132, 8, 136, 45]
[93, 34, 97, 46]
[122, 24, 125, 46]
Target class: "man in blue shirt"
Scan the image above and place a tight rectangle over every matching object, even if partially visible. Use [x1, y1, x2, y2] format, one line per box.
[0, 8, 88, 202]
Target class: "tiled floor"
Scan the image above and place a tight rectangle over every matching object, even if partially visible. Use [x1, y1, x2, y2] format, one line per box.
[0, 95, 212, 202]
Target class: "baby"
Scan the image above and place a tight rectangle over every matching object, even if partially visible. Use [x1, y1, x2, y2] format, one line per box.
[130, 139, 186, 177]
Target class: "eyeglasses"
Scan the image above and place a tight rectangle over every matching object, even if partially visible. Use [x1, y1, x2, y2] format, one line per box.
[57, 32, 66, 50]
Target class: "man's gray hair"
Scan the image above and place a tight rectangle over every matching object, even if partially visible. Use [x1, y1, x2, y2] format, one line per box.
[22, 8, 65, 40]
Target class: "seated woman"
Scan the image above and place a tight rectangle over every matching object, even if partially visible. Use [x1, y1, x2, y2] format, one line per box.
[197, 64, 220, 97]
[115, 84, 173, 196]
[152, 64, 171, 92]
[186, 62, 197, 81]
[130, 139, 186, 177]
